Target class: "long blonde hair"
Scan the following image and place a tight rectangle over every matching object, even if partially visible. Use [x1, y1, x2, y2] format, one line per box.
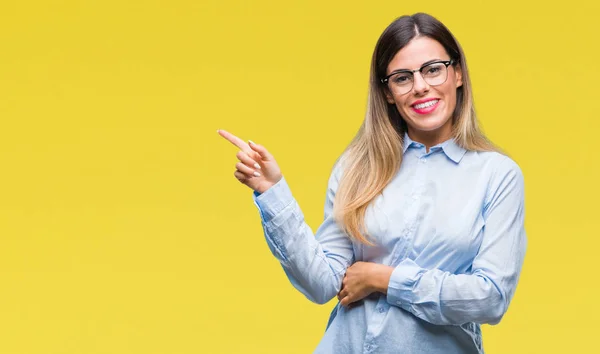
[333, 13, 497, 245]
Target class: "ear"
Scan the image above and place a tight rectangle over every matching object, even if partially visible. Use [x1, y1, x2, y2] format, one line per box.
[454, 63, 463, 88]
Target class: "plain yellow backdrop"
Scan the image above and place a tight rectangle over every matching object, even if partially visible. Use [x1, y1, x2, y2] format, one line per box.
[0, 0, 598, 353]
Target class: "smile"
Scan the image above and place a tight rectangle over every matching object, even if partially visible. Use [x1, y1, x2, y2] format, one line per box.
[413, 99, 439, 109]
[411, 99, 440, 114]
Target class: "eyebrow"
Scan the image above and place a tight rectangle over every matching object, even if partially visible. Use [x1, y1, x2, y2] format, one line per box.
[389, 58, 444, 74]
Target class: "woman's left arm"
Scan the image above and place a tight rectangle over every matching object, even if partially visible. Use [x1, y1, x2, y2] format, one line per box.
[339, 157, 527, 326]
[388, 157, 527, 325]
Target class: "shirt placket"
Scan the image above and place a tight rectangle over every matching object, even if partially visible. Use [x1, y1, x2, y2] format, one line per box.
[363, 150, 429, 354]
[389, 151, 428, 267]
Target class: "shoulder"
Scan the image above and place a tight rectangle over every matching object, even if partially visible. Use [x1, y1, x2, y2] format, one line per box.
[466, 150, 524, 181]
[473, 151, 525, 211]
[487, 152, 523, 181]
[463, 150, 525, 203]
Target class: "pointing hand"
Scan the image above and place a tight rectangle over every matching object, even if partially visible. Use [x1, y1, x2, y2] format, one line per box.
[217, 129, 283, 194]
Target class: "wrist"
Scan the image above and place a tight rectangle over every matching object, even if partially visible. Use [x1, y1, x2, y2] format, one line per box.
[256, 175, 283, 194]
[372, 264, 394, 294]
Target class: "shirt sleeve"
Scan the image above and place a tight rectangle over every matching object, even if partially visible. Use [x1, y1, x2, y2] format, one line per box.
[252, 158, 355, 304]
[386, 156, 527, 325]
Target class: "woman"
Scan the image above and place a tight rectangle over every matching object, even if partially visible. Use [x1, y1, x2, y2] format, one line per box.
[218, 12, 526, 354]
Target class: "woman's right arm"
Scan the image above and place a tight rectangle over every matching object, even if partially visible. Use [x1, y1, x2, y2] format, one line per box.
[217, 129, 354, 304]
[252, 159, 355, 304]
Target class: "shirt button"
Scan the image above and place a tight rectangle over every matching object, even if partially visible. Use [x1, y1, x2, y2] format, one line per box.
[378, 307, 385, 313]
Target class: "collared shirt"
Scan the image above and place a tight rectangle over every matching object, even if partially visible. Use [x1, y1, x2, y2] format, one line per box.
[252, 134, 527, 354]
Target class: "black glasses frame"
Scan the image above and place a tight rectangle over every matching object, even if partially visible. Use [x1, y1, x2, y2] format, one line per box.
[380, 59, 456, 85]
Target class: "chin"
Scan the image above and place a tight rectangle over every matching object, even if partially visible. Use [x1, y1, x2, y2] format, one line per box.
[406, 115, 450, 132]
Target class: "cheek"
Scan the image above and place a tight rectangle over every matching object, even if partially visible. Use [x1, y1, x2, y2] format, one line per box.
[389, 94, 407, 107]
[392, 97, 411, 112]
[444, 89, 459, 113]
[394, 103, 411, 120]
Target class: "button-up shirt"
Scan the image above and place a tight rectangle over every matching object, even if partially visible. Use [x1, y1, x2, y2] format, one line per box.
[252, 134, 527, 353]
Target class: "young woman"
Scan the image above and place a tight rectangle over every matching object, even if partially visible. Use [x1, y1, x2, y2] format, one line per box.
[218, 12, 526, 354]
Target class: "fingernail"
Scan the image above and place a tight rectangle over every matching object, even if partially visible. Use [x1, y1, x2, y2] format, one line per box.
[253, 171, 261, 177]
[254, 163, 261, 170]
[248, 140, 255, 145]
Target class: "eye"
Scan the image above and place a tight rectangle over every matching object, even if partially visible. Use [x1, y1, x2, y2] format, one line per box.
[392, 73, 412, 84]
[426, 66, 441, 74]
[423, 63, 444, 76]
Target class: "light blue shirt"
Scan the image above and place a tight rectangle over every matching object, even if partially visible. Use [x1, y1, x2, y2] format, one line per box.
[252, 134, 527, 354]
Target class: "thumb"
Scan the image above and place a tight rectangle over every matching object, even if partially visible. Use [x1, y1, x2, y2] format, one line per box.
[248, 140, 273, 161]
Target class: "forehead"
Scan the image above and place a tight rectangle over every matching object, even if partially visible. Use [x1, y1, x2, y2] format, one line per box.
[387, 37, 448, 73]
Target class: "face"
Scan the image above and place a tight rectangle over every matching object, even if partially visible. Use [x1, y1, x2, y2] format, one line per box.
[384, 36, 462, 146]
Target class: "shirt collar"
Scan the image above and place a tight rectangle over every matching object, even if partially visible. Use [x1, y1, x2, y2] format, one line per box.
[402, 132, 418, 154]
[402, 132, 467, 164]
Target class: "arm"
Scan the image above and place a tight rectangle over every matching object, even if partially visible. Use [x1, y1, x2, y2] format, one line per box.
[216, 130, 354, 304]
[384, 157, 527, 325]
[252, 158, 355, 304]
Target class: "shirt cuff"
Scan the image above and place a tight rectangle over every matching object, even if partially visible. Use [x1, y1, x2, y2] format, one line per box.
[386, 258, 424, 308]
[252, 176, 294, 223]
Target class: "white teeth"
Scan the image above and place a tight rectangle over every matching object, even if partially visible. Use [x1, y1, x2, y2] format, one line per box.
[414, 100, 439, 109]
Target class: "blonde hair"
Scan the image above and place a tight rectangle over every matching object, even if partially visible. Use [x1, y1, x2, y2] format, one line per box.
[333, 13, 497, 245]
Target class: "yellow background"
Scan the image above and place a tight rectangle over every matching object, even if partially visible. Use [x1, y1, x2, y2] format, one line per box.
[0, 0, 598, 353]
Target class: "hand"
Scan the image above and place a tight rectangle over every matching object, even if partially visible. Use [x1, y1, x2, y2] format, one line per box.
[337, 262, 394, 308]
[217, 129, 283, 194]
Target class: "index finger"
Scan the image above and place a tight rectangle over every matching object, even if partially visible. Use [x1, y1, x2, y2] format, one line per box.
[217, 129, 250, 152]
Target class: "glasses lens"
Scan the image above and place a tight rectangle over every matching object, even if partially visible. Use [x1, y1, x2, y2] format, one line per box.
[421, 62, 448, 86]
[388, 72, 413, 95]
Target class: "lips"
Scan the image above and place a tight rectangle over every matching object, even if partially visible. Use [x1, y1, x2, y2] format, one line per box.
[411, 98, 440, 115]
[411, 98, 439, 108]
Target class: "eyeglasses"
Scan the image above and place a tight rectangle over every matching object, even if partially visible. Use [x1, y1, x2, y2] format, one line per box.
[380, 59, 456, 95]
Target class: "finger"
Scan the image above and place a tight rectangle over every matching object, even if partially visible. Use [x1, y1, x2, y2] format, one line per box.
[340, 294, 352, 307]
[248, 140, 274, 161]
[341, 293, 360, 308]
[234, 170, 247, 182]
[218, 129, 251, 152]
[236, 162, 260, 178]
[236, 150, 262, 170]
[348, 300, 362, 309]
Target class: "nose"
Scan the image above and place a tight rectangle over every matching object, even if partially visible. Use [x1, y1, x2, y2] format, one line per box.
[412, 72, 430, 95]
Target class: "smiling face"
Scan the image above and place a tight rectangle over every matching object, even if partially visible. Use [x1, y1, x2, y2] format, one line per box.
[384, 36, 463, 147]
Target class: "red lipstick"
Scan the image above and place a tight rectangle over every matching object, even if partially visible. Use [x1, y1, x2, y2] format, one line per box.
[411, 98, 440, 115]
